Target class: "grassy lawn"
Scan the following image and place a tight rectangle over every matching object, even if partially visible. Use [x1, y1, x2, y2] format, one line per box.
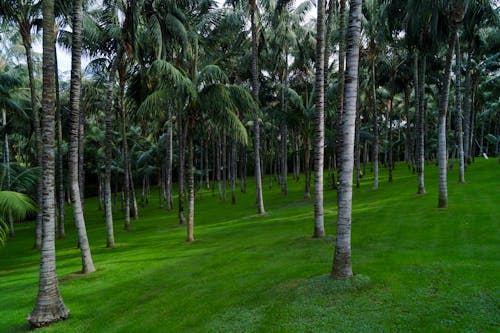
[1, 159, 499, 332]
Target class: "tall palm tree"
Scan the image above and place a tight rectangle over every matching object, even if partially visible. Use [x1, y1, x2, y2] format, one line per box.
[28, 0, 69, 325]
[249, 0, 265, 214]
[313, 0, 326, 238]
[437, 1, 467, 208]
[332, 0, 362, 279]
[0, 0, 44, 249]
[69, 0, 95, 274]
[455, 35, 465, 183]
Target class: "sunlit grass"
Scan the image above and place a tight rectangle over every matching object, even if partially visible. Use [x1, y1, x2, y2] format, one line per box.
[0, 159, 498, 332]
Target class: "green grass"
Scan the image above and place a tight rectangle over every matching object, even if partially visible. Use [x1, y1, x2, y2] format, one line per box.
[1, 159, 499, 332]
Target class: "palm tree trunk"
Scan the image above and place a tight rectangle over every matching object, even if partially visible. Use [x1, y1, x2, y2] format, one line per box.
[21, 29, 43, 250]
[304, 135, 311, 199]
[313, 0, 326, 238]
[222, 133, 227, 201]
[178, 110, 185, 224]
[69, 0, 95, 274]
[129, 161, 139, 219]
[186, 136, 194, 242]
[231, 139, 237, 205]
[355, 104, 361, 188]
[28, 0, 70, 324]
[78, 104, 85, 211]
[388, 98, 394, 183]
[104, 57, 118, 248]
[335, 0, 347, 173]
[371, 55, 379, 190]
[119, 77, 131, 229]
[166, 112, 173, 210]
[332, 0, 362, 279]
[205, 139, 210, 190]
[455, 35, 465, 183]
[3, 109, 14, 238]
[55, 42, 65, 239]
[438, 29, 459, 208]
[280, 122, 288, 196]
[414, 52, 426, 193]
[250, 0, 265, 215]
[463, 45, 472, 165]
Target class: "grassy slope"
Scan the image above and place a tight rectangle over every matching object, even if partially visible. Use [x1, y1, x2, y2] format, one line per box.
[0, 159, 499, 332]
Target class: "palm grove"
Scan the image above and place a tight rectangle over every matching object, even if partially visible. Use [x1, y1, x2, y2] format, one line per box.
[0, 0, 498, 328]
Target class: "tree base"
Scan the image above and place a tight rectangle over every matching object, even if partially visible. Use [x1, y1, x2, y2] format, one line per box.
[438, 198, 448, 208]
[312, 228, 325, 238]
[28, 301, 69, 328]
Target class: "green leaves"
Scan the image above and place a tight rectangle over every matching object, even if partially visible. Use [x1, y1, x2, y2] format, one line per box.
[0, 191, 37, 247]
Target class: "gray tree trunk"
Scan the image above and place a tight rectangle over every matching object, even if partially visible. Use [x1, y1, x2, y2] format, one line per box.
[69, 0, 95, 274]
[250, 0, 265, 214]
[28, 1, 70, 325]
[166, 112, 173, 210]
[104, 57, 118, 248]
[55, 42, 65, 239]
[280, 122, 288, 196]
[463, 45, 472, 165]
[332, 0, 362, 279]
[455, 35, 465, 183]
[231, 139, 237, 205]
[371, 55, 379, 190]
[313, 0, 326, 238]
[178, 111, 185, 224]
[415, 52, 426, 194]
[21, 28, 43, 250]
[186, 136, 194, 242]
[3, 109, 14, 238]
[438, 28, 460, 208]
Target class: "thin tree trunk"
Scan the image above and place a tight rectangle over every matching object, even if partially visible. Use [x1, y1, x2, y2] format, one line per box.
[355, 103, 361, 188]
[22, 29, 43, 250]
[313, 0, 326, 238]
[231, 139, 237, 204]
[54, 40, 65, 239]
[28, 1, 70, 324]
[222, 132, 227, 201]
[438, 29, 459, 208]
[104, 57, 118, 248]
[463, 45, 472, 165]
[3, 109, 14, 238]
[178, 110, 185, 224]
[280, 122, 288, 196]
[332, 0, 362, 279]
[129, 161, 139, 219]
[455, 35, 465, 183]
[69, 0, 95, 274]
[217, 135, 222, 199]
[415, 52, 426, 194]
[205, 139, 210, 190]
[186, 136, 194, 242]
[371, 54, 379, 190]
[78, 99, 85, 211]
[304, 135, 311, 199]
[336, 0, 347, 173]
[166, 112, 173, 210]
[199, 138, 204, 197]
[250, 0, 265, 214]
[388, 98, 394, 183]
[119, 80, 131, 230]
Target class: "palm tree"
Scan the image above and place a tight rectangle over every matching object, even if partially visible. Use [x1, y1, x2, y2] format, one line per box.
[249, 0, 265, 215]
[437, 1, 467, 208]
[0, 68, 23, 237]
[69, 0, 95, 274]
[0, 190, 36, 247]
[455, 36, 465, 183]
[332, 0, 362, 279]
[313, 0, 326, 238]
[0, 0, 44, 249]
[28, 0, 69, 325]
